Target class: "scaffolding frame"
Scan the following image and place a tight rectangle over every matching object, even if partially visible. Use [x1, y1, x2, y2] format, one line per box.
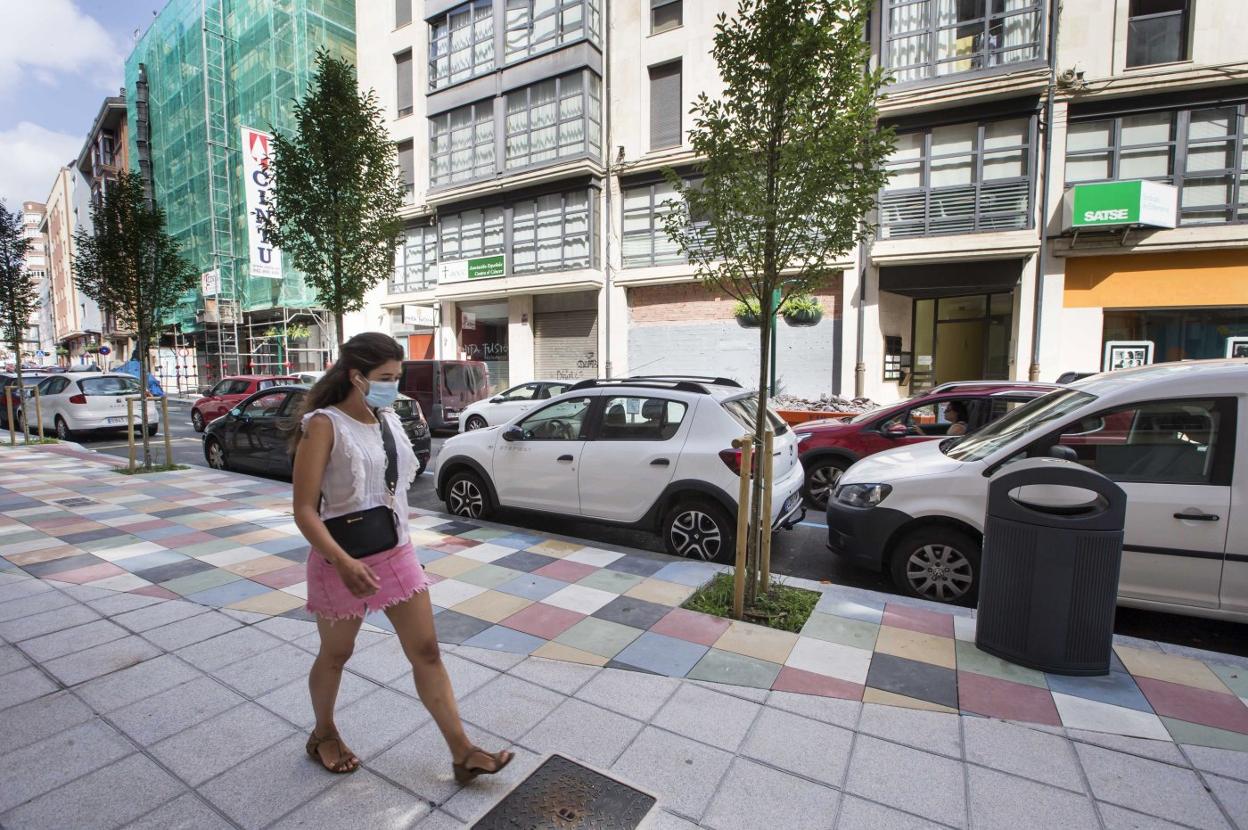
[241, 307, 332, 375]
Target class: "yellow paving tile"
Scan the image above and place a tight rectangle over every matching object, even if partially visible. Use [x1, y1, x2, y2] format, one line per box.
[528, 540, 583, 559]
[713, 620, 799, 664]
[229, 529, 285, 545]
[227, 590, 306, 616]
[222, 555, 298, 578]
[624, 578, 695, 607]
[533, 641, 609, 667]
[874, 625, 957, 670]
[424, 555, 483, 579]
[5, 545, 83, 566]
[450, 590, 533, 623]
[863, 687, 958, 714]
[57, 521, 105, 534]
[178, 514, 237, 530]
[1114, 645, 1231, 694]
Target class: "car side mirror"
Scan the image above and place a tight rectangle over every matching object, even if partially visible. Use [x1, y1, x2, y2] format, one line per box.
[1048, 444, 1078, 462]
[502, 425, 524, 442]
[490, 396, 504, 404]
[229, 408, 244, 419]
[883, 422, 908, 438]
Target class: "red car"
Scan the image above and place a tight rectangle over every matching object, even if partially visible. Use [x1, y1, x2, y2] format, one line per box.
[795, 381, 1062, 508]
[192, 375, 299, 432]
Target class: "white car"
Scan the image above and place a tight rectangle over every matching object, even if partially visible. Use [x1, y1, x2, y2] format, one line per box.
[20, 372, 160, 440]
[436, 377, 806, 561]
[458, 380, 571, 432]
[827, 359, 1248, 622]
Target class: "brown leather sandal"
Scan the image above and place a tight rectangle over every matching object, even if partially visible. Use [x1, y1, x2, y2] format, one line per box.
[306, 730, 359, 774]
[453, 746, 514, 785]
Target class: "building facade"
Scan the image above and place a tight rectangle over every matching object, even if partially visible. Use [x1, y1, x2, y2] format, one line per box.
[42, 166, 102, 366]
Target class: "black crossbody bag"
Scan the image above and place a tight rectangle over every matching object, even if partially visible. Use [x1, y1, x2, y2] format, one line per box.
[322, 410, 400, 559]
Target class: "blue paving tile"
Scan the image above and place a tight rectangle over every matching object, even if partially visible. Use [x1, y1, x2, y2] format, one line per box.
[364, 611, 396, 633]
[119, 550, 191, 572]
[491, 533, 546, 550]
[605, 556, 668, 578]
[462, 625, 545, 655]
[612, 631, 708, 678]
[493, 551, 559, 573]
[414, 547, 448, 564]
[495, 573, 566, 602]
[814, 594, 885, 624]
[184, 578, 273, 608]
[1045, 670, 1153, 712]
[131, 525, 199, 542]
[254, 537, 308, 554]
[650, 561, 721, 588]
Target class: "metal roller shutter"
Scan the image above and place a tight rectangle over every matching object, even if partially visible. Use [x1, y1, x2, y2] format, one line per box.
[534, 310, 599, 382]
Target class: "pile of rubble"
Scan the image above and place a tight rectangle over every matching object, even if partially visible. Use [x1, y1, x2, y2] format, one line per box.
[773, 393, 879, 413]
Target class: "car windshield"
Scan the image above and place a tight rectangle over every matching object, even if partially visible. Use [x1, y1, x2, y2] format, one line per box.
[721, 397, 790, 435]
[942, 389, 1096, 462]
[79, 377, 141, 396]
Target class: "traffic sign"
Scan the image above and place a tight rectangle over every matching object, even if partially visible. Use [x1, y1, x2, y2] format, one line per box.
[98, 345, 111, 356]
[35, 350, 45, 358]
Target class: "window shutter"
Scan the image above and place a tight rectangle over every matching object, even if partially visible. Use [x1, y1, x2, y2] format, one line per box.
[649, 61, 682, 150]
[396, 0, 412, 27]
[397, 140, 415, 192]
[396, 51, 414, 116]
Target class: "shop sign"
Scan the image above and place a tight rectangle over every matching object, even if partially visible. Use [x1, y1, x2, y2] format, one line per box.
[439, 254, 506, 284]
[200, 269, 220, 297]
[403, 304, 436, 327]
[1062, 181, 1177, 231]
[241, 127, 282, 279]
[1103, 340, 1154, 371]
[461, 312, 476, 331]
[1227, 337, 1248, 359]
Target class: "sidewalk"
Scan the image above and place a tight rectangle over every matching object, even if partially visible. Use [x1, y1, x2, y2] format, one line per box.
[1, 441, 1246, 828]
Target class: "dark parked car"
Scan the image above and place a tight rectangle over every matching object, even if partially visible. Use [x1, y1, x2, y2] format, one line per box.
[794, 381, 1061, 508]
[202, 385, 432, 478]
[399, 359, 490, 432]
[0, 373, 48, 428]
[192, 374, 299, 432]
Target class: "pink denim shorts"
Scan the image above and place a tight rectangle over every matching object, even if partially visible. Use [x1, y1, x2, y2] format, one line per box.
[305, 542, 430, 622]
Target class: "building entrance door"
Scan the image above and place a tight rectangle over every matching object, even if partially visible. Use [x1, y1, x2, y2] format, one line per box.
[912, 292, 1012, 389]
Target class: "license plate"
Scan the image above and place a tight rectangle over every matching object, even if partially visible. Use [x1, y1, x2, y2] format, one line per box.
[106, 416, 126, 425]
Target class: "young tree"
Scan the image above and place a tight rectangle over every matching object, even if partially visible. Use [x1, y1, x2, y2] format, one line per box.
[663, 0, 893, 610]
[263, 49, 405, 349]
[73, 171, 198, 468]
[0, 201, 36, 443]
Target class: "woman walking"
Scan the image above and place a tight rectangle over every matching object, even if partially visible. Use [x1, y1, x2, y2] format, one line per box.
[290, 332, 512, 779]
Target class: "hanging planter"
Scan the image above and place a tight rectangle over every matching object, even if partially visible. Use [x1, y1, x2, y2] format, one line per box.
[286, 324, 311, 341]
[782, 295, 823, 327]
[733, 299, 762, 328]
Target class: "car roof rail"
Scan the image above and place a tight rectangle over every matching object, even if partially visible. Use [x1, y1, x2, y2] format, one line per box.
[628, 374, 742, 388]
[566, 378, 714, 394]
[925, 380, 1054, 395]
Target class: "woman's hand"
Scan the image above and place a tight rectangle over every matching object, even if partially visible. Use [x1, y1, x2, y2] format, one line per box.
[334, 557, 381, 598]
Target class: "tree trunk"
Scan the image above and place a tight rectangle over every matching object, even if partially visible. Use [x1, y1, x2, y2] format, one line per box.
[335, 311, 344, 348]
[746, 291, 774, 609]
[13, 348, 27, 445]
[137, 335, 153, 469]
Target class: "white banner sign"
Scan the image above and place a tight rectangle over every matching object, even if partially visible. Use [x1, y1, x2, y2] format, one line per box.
[200, 269, 219, 297]
[403, 304, 437, 327]
[241, 127, 282, 279]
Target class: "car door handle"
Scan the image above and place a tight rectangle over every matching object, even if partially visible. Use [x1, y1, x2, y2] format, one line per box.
[650, 458, 670, 466]
[1174, 512, 1220, 522]
[557, 454, 574, 462]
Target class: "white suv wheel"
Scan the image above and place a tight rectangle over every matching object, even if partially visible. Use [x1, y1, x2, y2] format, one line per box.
[447, 474, 488, 518]
[666, 505, 728, 562]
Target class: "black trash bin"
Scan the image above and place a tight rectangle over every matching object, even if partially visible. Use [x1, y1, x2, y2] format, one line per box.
[975, 457, 1127, 676]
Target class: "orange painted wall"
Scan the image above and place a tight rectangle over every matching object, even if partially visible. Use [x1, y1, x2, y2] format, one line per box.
[1063, 251, 1248, 308]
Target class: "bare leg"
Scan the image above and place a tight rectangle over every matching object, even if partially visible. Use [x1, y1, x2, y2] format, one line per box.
[308, 614, 363, 770]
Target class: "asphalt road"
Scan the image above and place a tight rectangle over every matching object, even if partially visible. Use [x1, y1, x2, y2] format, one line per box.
[72, 402, 1248, 657]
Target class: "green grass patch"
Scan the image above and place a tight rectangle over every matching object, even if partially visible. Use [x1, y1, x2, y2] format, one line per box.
[682, 571, 820, 633]
[113, 464, 191, 476]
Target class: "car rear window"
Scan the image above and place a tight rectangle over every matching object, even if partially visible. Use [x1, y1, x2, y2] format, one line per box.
[721, 397, 790, 435]
[79, 377, 141, 396]
[443, 364, 486, 396]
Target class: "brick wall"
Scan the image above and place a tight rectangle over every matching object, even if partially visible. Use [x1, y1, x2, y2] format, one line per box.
[628, 277, 842, 324]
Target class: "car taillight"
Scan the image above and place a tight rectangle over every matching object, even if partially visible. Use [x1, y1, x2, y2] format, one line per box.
[718, 448, 758, 477]
[68, 394, 87, 404]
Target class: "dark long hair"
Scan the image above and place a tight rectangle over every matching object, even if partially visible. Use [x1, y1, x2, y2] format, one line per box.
[289, 332, 404, 454]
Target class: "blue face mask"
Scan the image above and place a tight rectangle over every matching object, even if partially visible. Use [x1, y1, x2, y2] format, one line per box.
[361, 379, 400, 409]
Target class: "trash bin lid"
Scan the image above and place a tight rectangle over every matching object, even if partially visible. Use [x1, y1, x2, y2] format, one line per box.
[989, 458, 1126, 530]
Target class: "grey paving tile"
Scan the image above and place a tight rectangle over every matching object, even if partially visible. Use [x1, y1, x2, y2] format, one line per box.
[111, 599, 209, 633]
[175, 625, 284, 671]
[859, 702, 962, 759]
[767, 689, 863, 729]
[686, 649, 781, 691]
[0, 643, 29, 674]
[575, 666, 679, 721]
[345, 635, 413, 684]
[610, 726, 734, 820]
[0, 665, 57, 710]
[1067, 728, 1190, 765]
[151, 702, 295, 786]
[1207, 774, 1248, 830]
[253, 616, 319, 641]
[691, 679, 771, 703]
[593, 594, 673, 629]
[334, 687, 431, 759]
[521, 698, 644, 767]
[865, 652, 959, 709]
[1184, 744, 1248, 783]
[1096, 803, 1191, 829]
[1, 751, 185, 830]
[0, 578, 54, 604]
[963, 717, 1085, 792]
[740, 707, 854, 787]
[58, 583, 117, 602]
[111, 675, 246, 745]
[199, 733, 339, 830]
[256, 672, 380, 730]
[0, 588, 77, 623]
[844, 735, 967, 829]
[440, 746, 543, 824]
[270, 769, 432, 828]
[43, 634, 163, 686]
[835, 796, 946, 829]
[211, 642, 313, 698]
[702, 757, 839, 830]
[86, 591, 165, 617]
[645, 812, 701, 830]
[18, 618, 130, 662]
[508, 656, 600, 695]
[371, 719, 508, 803]
[142, 610, 241, 651]
[440, 652, 501, 699]
[653, 683, 761, 752]
[0, 601, 99, 641]
[294, 627, 389, 654]
[1075, 743, 1230, 830]
[459, 674, 563, 741]
[412, 810, 469, 829]
[120, 792, 235, 830]
[454, 644, 528, 672]
[967, 766, 1098, 830]
[76, 653, 202, 712]
[0, 720, 133, 813]
[0, 690, 94, 751]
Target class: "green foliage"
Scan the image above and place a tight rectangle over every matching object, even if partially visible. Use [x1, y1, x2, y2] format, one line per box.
[262, 49, 405, 345]
[682, 572, 820, 633]
[0, 201, 36, 365]
[782, 294, 821, 314]
[732, 298, 761, 318]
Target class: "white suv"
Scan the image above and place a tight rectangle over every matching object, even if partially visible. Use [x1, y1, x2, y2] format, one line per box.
[435, 377, 806, 561]
[827, 360, 1247, 622]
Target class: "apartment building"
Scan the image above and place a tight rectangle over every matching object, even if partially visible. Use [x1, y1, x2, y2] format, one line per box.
[13, 203, 53, 366]
[42, 166, 102, 365]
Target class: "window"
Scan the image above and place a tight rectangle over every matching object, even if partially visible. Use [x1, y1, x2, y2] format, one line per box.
[429, 0, 494, 90]
[502, 383, 541, 401]
[884, 0, 1044, 84]
[429, 101, 496, 185]
[621, 179, 709, 268]
[1054, 399, 1223, 484]
[439, 207, 505, 262]
[651, 0, 682, 33]
[878, 399, 973, 436]
[505, 72, 601, 170]
[516, 396, 593, 439]
[395, 50, 414, 117]
[396, 0, 412, 27]
[397, 140, 415, 203]
[649, 61, 682, 150]
[505, 0, 601, 62]
[1103, 308, 1248, 362]
[443, 363, 489, 396]
[279, 391, 307, 417]
[1065, 103, 1248, 225]
[512, 190, 591, 273]
[721, 398, 790, 435]
[1127, 0, 1188, 68]
[79, 376, 140, 396]
[599, 396, 688, 441]
[881, 116, 1033, 238]
[242, 392, 288, 417]
[42, 377, 70, 395]
[542, 383, 569, 398]
[392, 225, 439, 293]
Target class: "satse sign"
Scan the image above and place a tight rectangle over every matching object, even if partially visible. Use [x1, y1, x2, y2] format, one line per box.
[1062, 180, 1178, 231]
[242, 127, 282, 279]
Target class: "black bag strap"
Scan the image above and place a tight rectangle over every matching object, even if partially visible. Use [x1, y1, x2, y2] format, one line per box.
[376, 408, 399, 498]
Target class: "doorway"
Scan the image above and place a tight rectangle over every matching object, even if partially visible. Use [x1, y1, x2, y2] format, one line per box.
[911, 292, 1012, 389]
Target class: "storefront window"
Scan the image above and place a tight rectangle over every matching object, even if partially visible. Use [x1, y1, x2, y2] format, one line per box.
[1103, 308, 1248, 363]
[910, 291, 1012, 390]
[459, 300, 510, 392]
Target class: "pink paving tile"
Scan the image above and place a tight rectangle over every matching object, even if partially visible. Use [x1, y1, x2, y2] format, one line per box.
[46, 562, 127, 584]
[160, 531, 219, 547]
[500, 603, 585, 640]
[1137, 676, 1248, 735]
[772, 665, 865, 701]
[650, 607, 732, 647]
[131, 584, 179, 599]
[957, 671, 1061, 726]
[427, 538, 480, 553]
[425, 572, 444, 585]
[534, 560, 598, 583]
[883, 603, 955, 638]
[250, 563, 308, 589]
[124, 519, 177, 532]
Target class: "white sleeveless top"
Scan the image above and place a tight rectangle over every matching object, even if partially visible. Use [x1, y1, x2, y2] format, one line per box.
[301, 405, 418, 546]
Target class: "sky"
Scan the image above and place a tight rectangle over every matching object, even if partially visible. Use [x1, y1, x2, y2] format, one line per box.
[0, 0, 167, 210]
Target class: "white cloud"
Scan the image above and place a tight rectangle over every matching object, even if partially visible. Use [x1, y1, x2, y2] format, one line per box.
[0, 0, 122, 97]
[0, 122, 82, 209]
